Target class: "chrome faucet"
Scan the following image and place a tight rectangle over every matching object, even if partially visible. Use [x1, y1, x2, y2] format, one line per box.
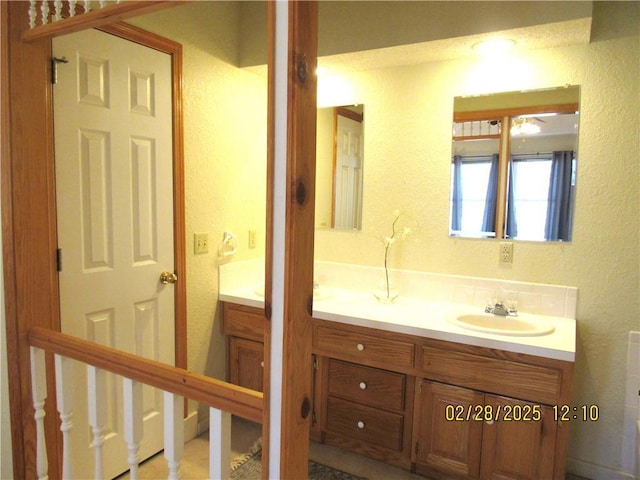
[485, 300, 518, 317]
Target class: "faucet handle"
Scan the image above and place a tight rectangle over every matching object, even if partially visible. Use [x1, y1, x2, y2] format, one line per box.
[484, 298, 518, 316]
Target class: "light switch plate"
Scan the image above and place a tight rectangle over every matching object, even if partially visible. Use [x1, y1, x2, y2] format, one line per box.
[194, 232, 209, 254]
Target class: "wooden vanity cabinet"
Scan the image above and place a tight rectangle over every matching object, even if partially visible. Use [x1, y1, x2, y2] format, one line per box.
[319, 358, 415, 469]
[413, 339, 571, 480]
[414, 381, 557, 480]
[313, 321, 416, 469]
[222, 304, 573, 480]
[413, 381, 484, 479]
[221, 302, 322, 442]
[229, 337, 264, 392]
[221, 303, 266, 392]
[480, 395, 556, 480]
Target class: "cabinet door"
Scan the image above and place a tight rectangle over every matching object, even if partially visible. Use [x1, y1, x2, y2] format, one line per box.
[480, 395, 556, 480]
[414, 380, 484, 479]
[229, 337, 264, 392]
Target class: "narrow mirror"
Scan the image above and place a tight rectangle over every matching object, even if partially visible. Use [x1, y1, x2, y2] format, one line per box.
[450, 86, 580, 241]
[316, 105, 364, 230]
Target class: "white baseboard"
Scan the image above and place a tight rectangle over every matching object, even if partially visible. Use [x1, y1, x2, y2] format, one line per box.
[184, 409, 199, 442]
[567, 457, 638, 480]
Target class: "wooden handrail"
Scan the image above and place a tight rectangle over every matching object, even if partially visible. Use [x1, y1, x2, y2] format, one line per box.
[29, 326, 263, 424]
[21, 1, 177, 42]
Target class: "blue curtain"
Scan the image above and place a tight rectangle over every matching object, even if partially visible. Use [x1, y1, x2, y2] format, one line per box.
[481, 154, 499, 233]
[545, 151, 574, 241]
[451, 155, 462, 231]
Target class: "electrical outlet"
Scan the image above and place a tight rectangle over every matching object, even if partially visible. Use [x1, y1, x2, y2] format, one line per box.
[499, 242, 513, 264]
[248, 229, 256, 249]
[194, 232, 209, 255]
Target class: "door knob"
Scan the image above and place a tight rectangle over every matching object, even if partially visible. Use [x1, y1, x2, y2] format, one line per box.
[160, 271, 178, 284]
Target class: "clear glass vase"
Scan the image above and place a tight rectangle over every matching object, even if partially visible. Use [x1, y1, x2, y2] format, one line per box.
[373, 271, 399, 303]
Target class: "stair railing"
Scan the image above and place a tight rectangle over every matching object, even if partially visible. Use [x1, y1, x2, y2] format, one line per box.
[28, 326, 263, 480]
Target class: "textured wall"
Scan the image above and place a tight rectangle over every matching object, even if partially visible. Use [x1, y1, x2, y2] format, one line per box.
[315, 5, 639, 476]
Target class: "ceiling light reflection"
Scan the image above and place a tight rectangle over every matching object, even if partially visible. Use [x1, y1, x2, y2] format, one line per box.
[473, 38, 516, 56]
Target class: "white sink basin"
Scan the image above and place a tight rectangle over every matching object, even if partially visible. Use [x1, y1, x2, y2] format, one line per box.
[253, 285, 332, 301]
[447, 312, 555, 336]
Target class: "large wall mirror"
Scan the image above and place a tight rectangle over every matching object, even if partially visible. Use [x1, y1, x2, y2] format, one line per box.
[316, 105, 364, 230]
[450, 85, 580, 242]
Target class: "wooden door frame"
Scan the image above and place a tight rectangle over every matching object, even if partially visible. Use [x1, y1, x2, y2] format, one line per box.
[2, 2, 318, 478]
[1, 4, 186, 477]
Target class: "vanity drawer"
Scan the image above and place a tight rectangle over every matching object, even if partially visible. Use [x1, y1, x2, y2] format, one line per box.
[326, 396, 404, 452]
[314, 324, 414, 369]
[420, 346, 562, 405]
[328, 359, 405, 411]
[222, 303, 265, 342]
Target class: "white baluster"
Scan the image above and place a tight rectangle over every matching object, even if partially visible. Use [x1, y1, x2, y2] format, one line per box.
[83, 0, 91, 13]
[99, 0, 107, 8]
[28, 1, 37, 28]
[123, 378, 143, 480]
[55, 355, 74, 479]
[53, 0, 62, 21]
[40, 0, 49, 25]
[164, 392, 184, 480]
[87, 365, 107, 480]
[30, 347, 49, 480]
[209, 408, 231, 480]
[68, 0, 77, 17]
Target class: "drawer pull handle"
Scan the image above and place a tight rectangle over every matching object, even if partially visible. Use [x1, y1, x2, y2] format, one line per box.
[260, 361, 264, 368]
[357, 421, 365, 429]
[356, 343, 365, 351]
[359, 382, 367, 390]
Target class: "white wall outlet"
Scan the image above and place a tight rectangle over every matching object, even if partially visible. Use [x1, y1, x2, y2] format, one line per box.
[499, 242, 513, 264]
[248, 229, 256, 249]
[194, 232, 209, 255]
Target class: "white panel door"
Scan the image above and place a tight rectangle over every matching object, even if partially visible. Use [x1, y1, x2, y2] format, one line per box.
[334, 114, 363, 229]
[53, 28, 175, 479]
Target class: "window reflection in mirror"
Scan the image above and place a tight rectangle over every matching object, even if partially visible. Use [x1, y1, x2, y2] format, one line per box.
[316, 105, 364, 230]
[450, 86, 579, 242]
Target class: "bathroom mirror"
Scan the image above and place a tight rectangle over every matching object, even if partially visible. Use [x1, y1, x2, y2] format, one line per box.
[450, 86, 580, 241]
[316, 105, 364, 230]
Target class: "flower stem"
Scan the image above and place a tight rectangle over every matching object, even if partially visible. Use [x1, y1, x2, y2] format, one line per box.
[384, 214, 400, 299]
[383, 244, 390, 298]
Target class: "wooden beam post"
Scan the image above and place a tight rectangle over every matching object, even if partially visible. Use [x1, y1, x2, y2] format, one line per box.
[265, 1, 318, 478]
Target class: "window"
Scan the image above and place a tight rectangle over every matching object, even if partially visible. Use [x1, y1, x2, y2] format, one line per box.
[450, 155, 495, 237]
[452, 151, 577, 241]
[509, 156, 553, 241]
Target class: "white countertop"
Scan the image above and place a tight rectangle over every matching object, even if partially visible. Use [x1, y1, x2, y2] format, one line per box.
[219, 284, 576, 362]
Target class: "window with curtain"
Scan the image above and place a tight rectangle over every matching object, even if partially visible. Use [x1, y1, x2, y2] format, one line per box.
[450, 154, 497, 237]
[506, 151, 575, 241]
[452, 151, 576, 241]
[508, 155, 553, 241]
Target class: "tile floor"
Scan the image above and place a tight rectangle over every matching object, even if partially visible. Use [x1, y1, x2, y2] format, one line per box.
[119, 416, 590, 480]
